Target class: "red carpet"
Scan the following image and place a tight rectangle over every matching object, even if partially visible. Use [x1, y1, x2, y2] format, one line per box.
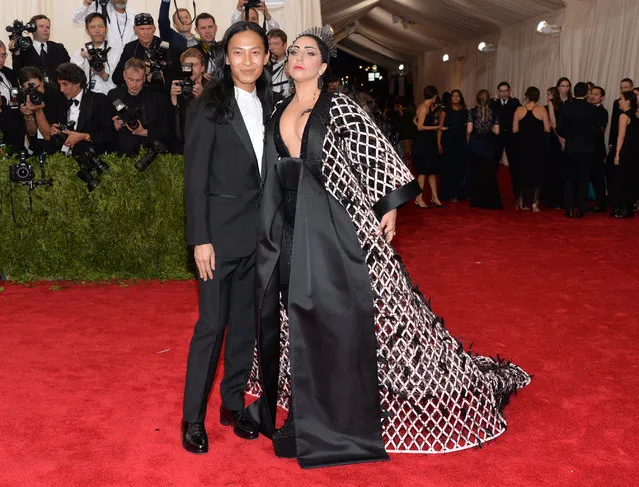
[2, 181, 638, 486]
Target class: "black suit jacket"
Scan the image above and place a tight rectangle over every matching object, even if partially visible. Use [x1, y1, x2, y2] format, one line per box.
[12, 41, 70, 84]
[557, 98, 599, 154]
[27, 82, 67, 154]
[490, 97, 520, 135]
[593, 104, 609, 161]
[0, 66, 26, 151]
[64, 90, 114, 155]
[112, 37, 176, 91]
[184, 98, 264, 257]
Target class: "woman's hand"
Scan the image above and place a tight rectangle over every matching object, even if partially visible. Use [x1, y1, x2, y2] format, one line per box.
[377, 209, 397, 244]
[614, 154, 620, 166]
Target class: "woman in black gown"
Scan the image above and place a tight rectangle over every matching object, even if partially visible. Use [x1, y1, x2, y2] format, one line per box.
[247, 27, 530, 469]
[438, 89, 469, 201]
[413, 85, 445, 207]
[543, 87, 564, 208]
[512, 86, 551, 212]
[611, 91, 639, 218]
[467, 89, 502, 209]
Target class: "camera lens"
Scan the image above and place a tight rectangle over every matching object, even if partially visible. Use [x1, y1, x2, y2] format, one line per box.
[17, 166, 30, 179]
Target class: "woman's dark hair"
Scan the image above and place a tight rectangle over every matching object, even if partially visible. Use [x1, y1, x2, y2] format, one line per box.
[525, 86, 540, 103]
[423, 85, 438, 100]
[547, 86, 561, 111]
[441, 91, 451, 107]
[289, 34, 332, 90]
[476, 89, 490, 120]
[621, 90, 638, 114]
[18, 66, 44, 86]
[56, 62, 87, 89]
[201, 21, 272, 124]
[556, 77, 573, 100]
[450, 89, 466, 109]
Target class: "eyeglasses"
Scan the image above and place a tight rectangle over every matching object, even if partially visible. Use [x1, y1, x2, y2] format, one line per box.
[0, 53, 8, 58]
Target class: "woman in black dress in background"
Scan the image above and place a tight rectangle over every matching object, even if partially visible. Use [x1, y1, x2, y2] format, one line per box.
[611, 91, 639, 218]
[543, 87, 564, 208]
[513, 86, 551, 212]
[413, 85, 445, 207]
[467, 89, 502, 209]
[438, 89, 469, 201]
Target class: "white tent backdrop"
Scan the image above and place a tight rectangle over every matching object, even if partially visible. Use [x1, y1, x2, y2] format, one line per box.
[0, 0, 322, 65]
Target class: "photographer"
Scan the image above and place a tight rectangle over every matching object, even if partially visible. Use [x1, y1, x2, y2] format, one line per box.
[159, 0, 197, 51]
[50, 63, 113, 155]
[170, 48, 209, 153]
[71, 13, 121, 96]
[112, 13, 171, 90]
[267, 29, 288, 96]
[194, 13, 219, 75]
[0, 41, 26, 152]
[107, 58, 172, 155]
[11, 15, 70, 84]
[17, 66, 66, 154]
[231, 1, 280, 30]
[72, 0, 137, 54]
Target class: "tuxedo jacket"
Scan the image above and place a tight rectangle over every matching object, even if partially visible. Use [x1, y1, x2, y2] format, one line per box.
[64, 90, 114, 155]
[490, 97, 520, 135]
[112, 37, 176, 90]
[12, 41, 70, 84]
[593, 104, 609, 160]
[184, 98, 264, 257]
[557, 98, 600, 154]
[0, 67, 26, 151]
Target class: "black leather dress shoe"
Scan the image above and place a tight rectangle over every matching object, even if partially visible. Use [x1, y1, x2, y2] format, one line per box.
[219, 406, 259, 440]
[563, 209, 574, 218]
[181, 420, 208, 454]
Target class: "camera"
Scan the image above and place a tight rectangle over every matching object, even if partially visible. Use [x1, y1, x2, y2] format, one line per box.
[112, 99, 140, 130]
[73, 145, 109, 192]
[17, 82, 44, 106]
[9, 87, 21, 109]
[245, 0, 261, 9]
[9, 151, 34, 183]
[85, 42, 110, 72]
[144, 40, 170, 84]
[177, 63, 195, 99]
[136, 139, 167, 172]
[6, 20, 37, 52]
[51, 121, 76, 149]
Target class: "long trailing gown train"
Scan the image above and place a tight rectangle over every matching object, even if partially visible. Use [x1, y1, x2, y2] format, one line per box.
[246, 92, 531, 468]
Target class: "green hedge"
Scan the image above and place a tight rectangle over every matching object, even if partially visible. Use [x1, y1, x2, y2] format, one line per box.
[0, 151, 193, 281]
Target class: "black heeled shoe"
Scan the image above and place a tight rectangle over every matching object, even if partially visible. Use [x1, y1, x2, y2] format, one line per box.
[430, 199, 447, 209]
[272, 412, 296, 458]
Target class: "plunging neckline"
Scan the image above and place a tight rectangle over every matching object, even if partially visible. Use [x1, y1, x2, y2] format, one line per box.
[274, 97, 312, 159]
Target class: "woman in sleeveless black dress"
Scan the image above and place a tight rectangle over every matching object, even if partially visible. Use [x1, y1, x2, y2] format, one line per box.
[513, 87, 551, 211]
[438, 89, 469, 201]
[611, 91, 639, 218]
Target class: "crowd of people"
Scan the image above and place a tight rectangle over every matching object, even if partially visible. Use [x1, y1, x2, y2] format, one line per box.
[0, 0, 290, 162]
[400, 78, 639, 218]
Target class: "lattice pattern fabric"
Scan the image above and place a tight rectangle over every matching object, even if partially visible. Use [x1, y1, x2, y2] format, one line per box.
[246, 94, 531, 453]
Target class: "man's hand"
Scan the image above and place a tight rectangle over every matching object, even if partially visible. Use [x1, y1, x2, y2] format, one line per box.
[236, 0, 248, 9]
[112, 115, 124, 131]
[50, 123, 62, 137]
[129, 120, 148, 137]
[9, 38, 19, 54]
[193, 82, 204, 98]
[26, 98, 45, 113]
[20, 104, 34, 117]
[170, 79, 183, 97]
[376, 208, 397, 244]
[259, 1, 271, 20]
[80, 48, 90, 59]
[194, 243, 215, 281]
[62, 130, 89, 148]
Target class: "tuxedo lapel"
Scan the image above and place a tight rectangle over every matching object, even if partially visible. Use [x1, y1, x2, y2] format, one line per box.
[230, 97, 258, 166]
[76, 91, 91, 132]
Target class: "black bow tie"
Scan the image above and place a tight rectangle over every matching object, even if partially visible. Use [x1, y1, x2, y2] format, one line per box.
[69, 99, 80, 107]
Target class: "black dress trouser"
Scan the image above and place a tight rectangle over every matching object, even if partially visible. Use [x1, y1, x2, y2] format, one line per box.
[563, 153, 595, 213]
[183, 252, 256, 423]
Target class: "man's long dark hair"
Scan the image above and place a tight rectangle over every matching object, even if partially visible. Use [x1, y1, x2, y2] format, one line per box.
[201, 21, 272, 124]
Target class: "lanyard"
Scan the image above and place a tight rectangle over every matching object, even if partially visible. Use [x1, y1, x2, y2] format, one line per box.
[116, 10, 128, 42]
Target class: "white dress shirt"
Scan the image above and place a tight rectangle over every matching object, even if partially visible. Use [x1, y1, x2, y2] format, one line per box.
[72, 2, 137, 54]
[234, 86, 264, 174]
[231, 9, 280, 31]
[61, 90, 83, 153]
[0, 71, 12, 104]
[32, 39, 47, 55]
[70, 42, 121, 96]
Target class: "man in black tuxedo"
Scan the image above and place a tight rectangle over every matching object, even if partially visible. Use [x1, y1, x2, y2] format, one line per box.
[557, 82, 600, 218]
[490, 81, 520, 200]
[107, 58, 172, 155]
[17, 66, 67, 155]
[112, 13, 172, 90]
[49, 63, 113, 155]
[588, 86, 609, 212]
[181, 21, 271, 454]
[0, 41, 26, 152]
[11, 15, 70, 84]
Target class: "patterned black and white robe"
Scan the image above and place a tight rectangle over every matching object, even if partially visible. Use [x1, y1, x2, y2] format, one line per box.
[246, 92, 531, 468]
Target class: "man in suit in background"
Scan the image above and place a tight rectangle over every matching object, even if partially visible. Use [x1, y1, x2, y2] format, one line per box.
[491, 81, 521, 201]
[588, 86, 609, 212]
[557, 82, 600, 218]
[193, 13, 219, 75]
[0, 41, 26, 152]
[11, 15, 70, 84]
[181, 21, 271, 455]
[50, 63, 114, 155]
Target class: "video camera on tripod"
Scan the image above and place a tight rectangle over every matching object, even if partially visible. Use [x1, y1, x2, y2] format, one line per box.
[6, 19, 37, 52]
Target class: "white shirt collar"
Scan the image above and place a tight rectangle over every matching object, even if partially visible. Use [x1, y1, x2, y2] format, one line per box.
[33, 40, 47, 52]
[234, 86, 258, 101]
[71, 90, 84, 105]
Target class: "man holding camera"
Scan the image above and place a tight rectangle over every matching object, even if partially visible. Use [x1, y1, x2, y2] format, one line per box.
[71, 13, 122, 96]
[267, 29, 289, 96]
[159, 0, 198, 52]
[170, 48, 209, 153]
[0, 41, 26, 152]
[11, 15, 70, 85]
[112, 13, 171, 90]
[73, 0, 137, 55]
[107, 58, 172, 155]
[18, 66, 66, 154]
[49, 63, 114, 156]
[193, 14, 219, 75]
[232, 1, 280, 30]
